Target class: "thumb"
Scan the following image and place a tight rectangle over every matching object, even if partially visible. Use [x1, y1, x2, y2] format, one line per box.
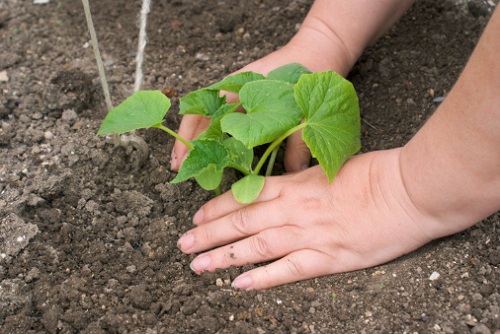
[170, 115, 210, 171]
[284, 130, 311, 172]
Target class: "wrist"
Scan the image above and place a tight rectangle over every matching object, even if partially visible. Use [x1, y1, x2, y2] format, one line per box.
[244, 17, 357, 77]
[284, 24, 356, 76]
[237, 34, 353, 80]
[399, 130, 500, 240]
[368, 148, 436, 244]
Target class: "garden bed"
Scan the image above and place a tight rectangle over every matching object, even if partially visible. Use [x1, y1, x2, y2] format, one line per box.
[0, 0, 498, 333]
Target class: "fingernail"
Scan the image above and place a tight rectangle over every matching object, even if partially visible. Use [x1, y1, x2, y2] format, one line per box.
[177, 233, 195, 252]
[193, 209, 204, 225]
[190, 255, 211, 272]
[232, 274, 253, 290]
[170, 151, 178, 170]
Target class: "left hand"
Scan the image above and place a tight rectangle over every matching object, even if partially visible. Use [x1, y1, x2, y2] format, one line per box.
[170, 45, 318, 173]
[177, 149, 433, 290]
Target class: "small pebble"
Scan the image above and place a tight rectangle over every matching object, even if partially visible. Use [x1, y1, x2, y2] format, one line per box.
[44, 131, 54, 140]
[195, 52, 209, 61]
[215, 278, 223, 287]
[429, 271, 440, 281]
[0, 70, 8, 82]
[235, 27, 245, 36]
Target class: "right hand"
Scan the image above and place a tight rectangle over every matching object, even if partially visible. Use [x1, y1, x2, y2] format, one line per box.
[177, 148, 437, 290]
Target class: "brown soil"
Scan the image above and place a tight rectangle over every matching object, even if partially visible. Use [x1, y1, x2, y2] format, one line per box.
[1, 0, 499, 333]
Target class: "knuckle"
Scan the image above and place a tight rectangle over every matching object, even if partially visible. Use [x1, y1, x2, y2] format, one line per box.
[202, 205, 214, 222]
[230, 208, 251, 236]
[250, 234, 272, 258]
[285, 255, 306, 278]
[199, 225, 213, 244]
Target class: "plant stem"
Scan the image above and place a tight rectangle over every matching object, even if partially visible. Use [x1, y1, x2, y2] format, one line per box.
[215, 185, 222, 196]
[254, 122, 307, 175]
[81, 0, 113, 111]
[154, 124, 194, 150]
[265, 146, 279, 177]
[228, 163, 251, 176]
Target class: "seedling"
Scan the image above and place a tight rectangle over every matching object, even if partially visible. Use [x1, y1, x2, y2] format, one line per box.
[98, 63, 361, 203]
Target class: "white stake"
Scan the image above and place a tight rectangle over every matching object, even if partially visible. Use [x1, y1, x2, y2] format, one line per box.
[81, 0, 113, 111]
[81, 0, 150, 162]
[134, 0, 152, 92]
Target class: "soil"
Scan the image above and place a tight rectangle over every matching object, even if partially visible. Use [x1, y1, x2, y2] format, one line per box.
[0, 0, 499, 333]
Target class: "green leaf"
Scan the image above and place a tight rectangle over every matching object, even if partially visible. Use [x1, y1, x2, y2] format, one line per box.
[295, 71, 361, 182]
[207, 71, 266, 93]
[197, 103, 240, 141]
[179, 89, 225, 116]
[220, 80, 303, 148]
[195, 164, 224, 191]
[97, 90, 170, 135]
[267, 63, 311, 84]
[171, 139, 230, 190]
[231, 175, 265, 204]
[223, 137, 254, 173]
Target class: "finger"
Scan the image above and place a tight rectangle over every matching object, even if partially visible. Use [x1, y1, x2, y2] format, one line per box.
[192, 175, 285, 225]
[180, 198, 290, 254]
[170, 114, 210, 171]
[222, 90, 240, 105]
[189, 225, 304, 274]
[231, 249, 334, 290]
[191, 190, 242, 226]
[284, 130, 311, 172]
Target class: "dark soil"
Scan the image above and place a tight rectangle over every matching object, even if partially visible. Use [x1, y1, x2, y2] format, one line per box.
[1, 0, 499, 333]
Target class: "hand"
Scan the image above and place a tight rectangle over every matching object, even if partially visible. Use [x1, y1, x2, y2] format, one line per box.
[177, 148, 434, 290]
[170, 0, 417, 171]
[170, 45, 321, 172]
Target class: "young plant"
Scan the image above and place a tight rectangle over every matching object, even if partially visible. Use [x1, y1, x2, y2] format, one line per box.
[98, 63, 361, 203]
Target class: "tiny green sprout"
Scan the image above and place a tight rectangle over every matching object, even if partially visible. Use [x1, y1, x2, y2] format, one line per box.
[98, 63, 361, 204]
